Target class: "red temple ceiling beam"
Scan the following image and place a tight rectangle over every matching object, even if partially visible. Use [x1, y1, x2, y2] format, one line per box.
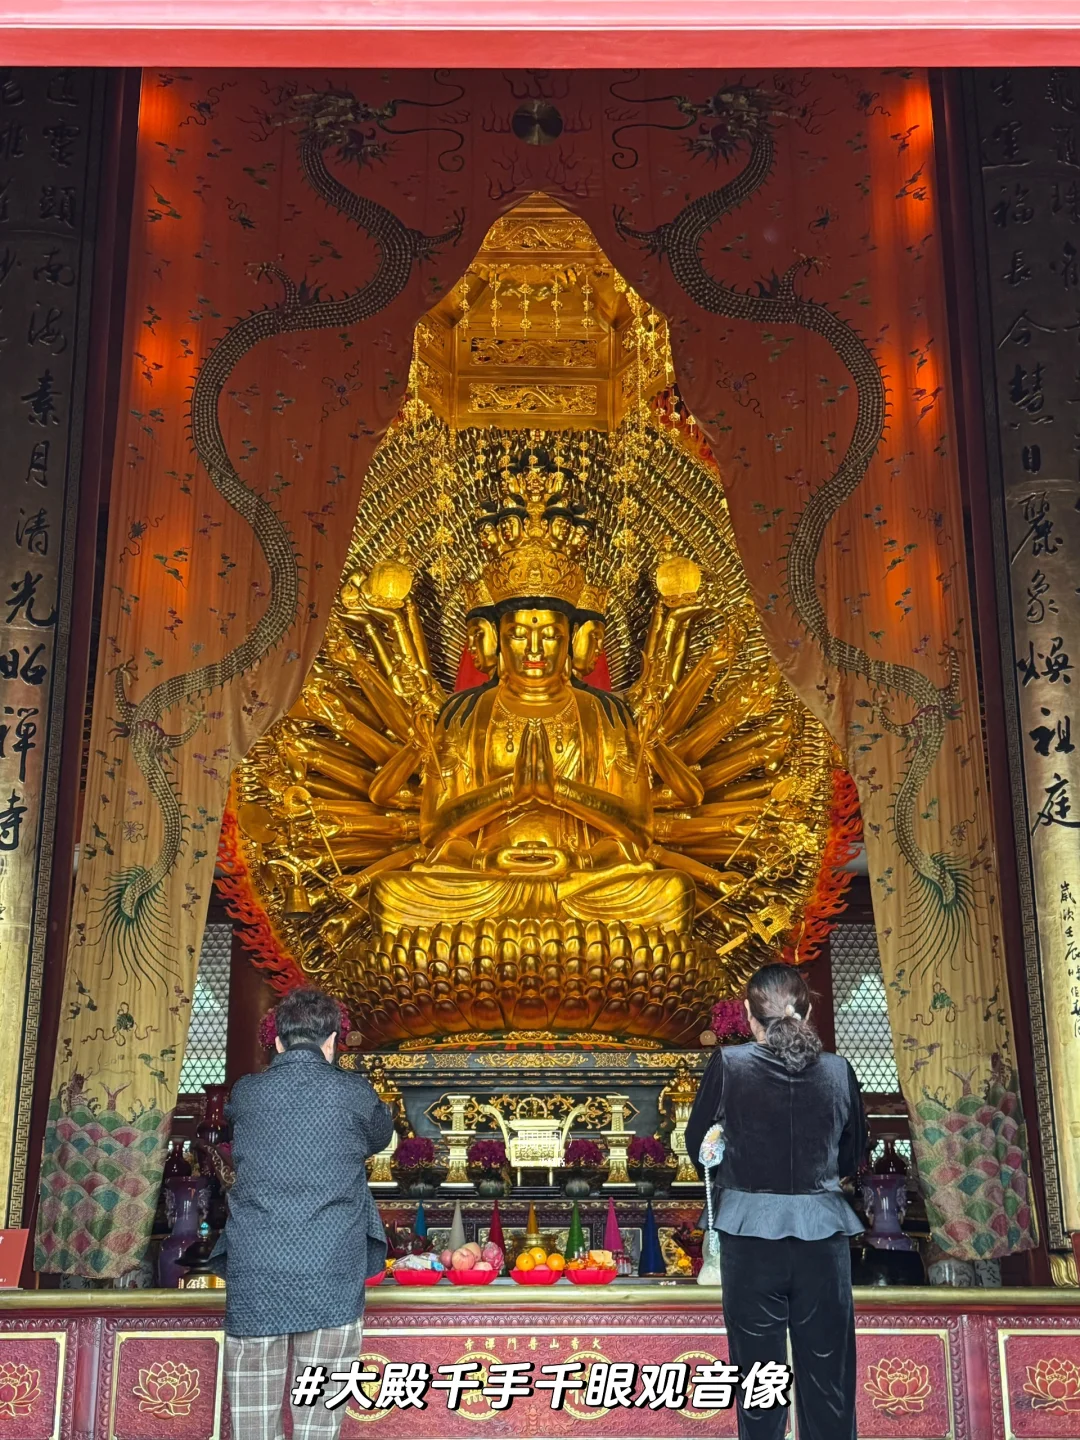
[5, 1, 1080, 67]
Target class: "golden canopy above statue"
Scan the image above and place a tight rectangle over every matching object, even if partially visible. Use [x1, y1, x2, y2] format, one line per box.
[231, 196, 840, 1048]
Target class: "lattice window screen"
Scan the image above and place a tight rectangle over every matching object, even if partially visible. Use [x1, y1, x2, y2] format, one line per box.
[178, 921, 232, 1093]
[831, 922, 900, 1095]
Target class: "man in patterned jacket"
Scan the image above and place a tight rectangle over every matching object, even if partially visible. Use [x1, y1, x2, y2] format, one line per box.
[213, 987, 393, 1440]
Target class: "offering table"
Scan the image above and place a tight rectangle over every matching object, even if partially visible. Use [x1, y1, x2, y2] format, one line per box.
[1, 1284, 1078, 1439]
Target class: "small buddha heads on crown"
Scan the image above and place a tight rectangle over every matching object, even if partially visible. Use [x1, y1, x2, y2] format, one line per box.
[472, 451, 598, 612]
[459, 576, 494, 614]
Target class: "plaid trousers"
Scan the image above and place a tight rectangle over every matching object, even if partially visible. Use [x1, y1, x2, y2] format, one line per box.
[225, 1319, 364, 1440]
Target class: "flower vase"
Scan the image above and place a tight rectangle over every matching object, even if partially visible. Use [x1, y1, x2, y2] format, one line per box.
[563, 1170, 592, 1199]
[473, 1174, 508, 1199]
[158, 1177, 209, 1288]
[927, 1256, 975, 1287]
[394, 1166, 447, 1199]
[628, 1161, 677, 1198]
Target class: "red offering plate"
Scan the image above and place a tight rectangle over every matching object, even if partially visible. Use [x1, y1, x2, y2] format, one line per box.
[365, 1270, 387, 1287]
[446, 1267, 499, 1285]
[392, 1268, 445, 1285]
[511, 1267, 562, 1285]
[565, 1267, 617, 1285]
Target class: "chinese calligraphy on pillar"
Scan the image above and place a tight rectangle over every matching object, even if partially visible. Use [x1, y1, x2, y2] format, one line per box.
[0, 69, 105, 1225]
[968, 67, 1080, 1248]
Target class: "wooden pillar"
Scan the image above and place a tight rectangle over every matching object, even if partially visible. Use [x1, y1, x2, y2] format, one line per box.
[802, 937, 836, 1054]
[225, 929, 276, 1086]
[15, 72, 140, 1285]
[931, 71, 1052, 1285]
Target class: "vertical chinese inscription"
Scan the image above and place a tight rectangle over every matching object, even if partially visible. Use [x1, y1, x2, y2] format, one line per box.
[969, 68, 1080, 1246]
[0, 69, 104, 1225]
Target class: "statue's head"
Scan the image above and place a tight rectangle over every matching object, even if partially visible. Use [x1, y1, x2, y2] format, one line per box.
[498, 512, 523, 547]
[497, 606, 572, 692]
[464, 616, 498, 676]
[571, 582, 608, 679]
[572, 618, 606, 679]
[465, 469, 611, 692]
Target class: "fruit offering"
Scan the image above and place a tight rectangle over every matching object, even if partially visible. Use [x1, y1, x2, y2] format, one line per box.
[392, 1253, 445, 1284]
[481, 1240, 505, 1271]
[511, 1247, 564, 1284]
[435, 1239, 505, 1285]
[565, 1249, 619, 1285]
[441, 1242, 484, 1272]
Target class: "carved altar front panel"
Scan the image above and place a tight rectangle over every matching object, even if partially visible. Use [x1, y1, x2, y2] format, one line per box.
[855, 1328, 956, 1439]
[352, 1316, 777, 1439]
[993, 1325, 1080, 1438]
[0, 1328, 70, 1440]
[96, 1319, 226, 1440]
[0, 1293, 1074, 1440]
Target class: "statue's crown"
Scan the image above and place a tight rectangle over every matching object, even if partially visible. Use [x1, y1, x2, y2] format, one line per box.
[473, 452, 601, 611]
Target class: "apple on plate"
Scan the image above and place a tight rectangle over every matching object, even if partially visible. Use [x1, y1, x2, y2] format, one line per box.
[452, 1243, 483, 1270]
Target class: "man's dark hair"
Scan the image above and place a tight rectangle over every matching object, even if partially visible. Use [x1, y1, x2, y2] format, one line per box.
[275, 987, 341, 1048]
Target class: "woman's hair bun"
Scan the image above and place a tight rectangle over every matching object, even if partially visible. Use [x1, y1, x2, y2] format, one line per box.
[747, 964, 821, 1073]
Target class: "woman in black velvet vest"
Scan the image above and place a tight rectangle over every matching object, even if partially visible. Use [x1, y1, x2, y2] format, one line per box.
[686, 964, 868, 1440]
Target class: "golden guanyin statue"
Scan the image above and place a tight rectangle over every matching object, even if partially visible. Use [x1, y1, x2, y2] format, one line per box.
[372, 459, 702, 937]
[231, 195, 839, 1047]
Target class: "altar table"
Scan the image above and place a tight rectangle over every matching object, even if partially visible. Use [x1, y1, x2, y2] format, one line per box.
[1, 1284, 1078, 1440]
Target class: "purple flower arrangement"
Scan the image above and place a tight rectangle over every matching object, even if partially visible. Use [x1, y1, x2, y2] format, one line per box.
[710, 998, 752, 1041]
[259, 998, 352, 1050]
[467, 1139, 508, 1173]
[628, 1135, 669, 1167]
[393, 1136, 436, 1171]
[564, 1138, 605, 1169]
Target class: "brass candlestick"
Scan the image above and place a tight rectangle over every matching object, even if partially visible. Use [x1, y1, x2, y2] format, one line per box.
[601, 1094, 634, 1188]
[660, 1060, 701, 1185]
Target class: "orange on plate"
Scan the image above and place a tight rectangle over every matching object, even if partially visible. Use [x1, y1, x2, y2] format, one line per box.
[515, 1254, 536, 1272]
[528, 1246, 548, 1263]
[547, 1254, 566, 1271]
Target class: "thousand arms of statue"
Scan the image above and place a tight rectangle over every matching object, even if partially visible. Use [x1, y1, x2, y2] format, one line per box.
[247, 459, 806, 1042]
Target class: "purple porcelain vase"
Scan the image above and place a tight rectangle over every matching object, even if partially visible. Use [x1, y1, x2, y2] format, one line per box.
[162, 1138, 192, 1180]
[158, 1176, 209, 1287]
[860, 1172, 915, 1252]
[197, 1085, 230, 1147]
